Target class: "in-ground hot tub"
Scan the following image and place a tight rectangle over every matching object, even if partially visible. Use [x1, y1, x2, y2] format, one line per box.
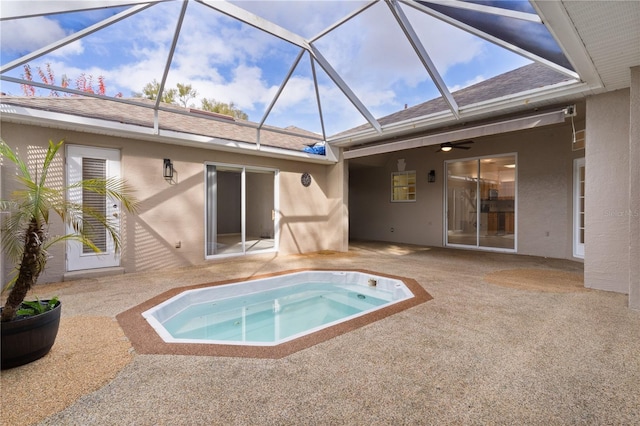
[142, 270, 415, 346]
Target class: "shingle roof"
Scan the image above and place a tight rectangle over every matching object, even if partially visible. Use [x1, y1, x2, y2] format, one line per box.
[0, 96, 322, 152]
[335, 62, 573, 137]
[1, 63, 572, 151]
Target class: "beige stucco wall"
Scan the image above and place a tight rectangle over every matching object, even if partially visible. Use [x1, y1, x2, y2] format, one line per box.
[585, 89, 633, 295]
[0, 122, 347, 284]
[349, 111, 584, 261]
[630, 67, 640, 309]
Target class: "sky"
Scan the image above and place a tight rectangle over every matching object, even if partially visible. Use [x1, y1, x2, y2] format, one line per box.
[0, 0, 551, 137]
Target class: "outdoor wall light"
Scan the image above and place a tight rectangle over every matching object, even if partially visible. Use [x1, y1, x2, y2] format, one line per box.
[163, 158, 174, 179]
[428, 169, 436, 183]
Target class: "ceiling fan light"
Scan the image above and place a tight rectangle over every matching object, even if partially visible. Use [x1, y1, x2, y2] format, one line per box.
[441, 145, 453, 152]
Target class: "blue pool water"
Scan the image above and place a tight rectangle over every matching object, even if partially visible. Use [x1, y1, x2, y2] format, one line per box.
[142, 271, 414, 346]
[163, 283, 388, 343]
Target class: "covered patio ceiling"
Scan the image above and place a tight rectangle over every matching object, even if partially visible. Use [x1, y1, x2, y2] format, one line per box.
[1, 1, 637, 151]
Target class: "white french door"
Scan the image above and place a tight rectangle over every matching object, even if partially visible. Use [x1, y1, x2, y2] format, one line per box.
[66, 145, 122, 271]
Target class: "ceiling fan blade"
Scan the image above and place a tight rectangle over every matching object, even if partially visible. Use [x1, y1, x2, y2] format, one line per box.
[456, 146, 471, 150]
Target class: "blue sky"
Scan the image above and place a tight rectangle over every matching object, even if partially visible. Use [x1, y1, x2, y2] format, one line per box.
[0, 0, 538, 136]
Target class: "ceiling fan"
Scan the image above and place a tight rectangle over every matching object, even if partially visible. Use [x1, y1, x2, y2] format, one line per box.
[436, 140, 474, 152]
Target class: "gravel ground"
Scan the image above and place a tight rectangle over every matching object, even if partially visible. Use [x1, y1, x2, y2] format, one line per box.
[2, 242, 639, 425]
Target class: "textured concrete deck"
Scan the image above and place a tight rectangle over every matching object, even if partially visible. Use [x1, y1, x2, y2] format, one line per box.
[2, 242, 639, 425]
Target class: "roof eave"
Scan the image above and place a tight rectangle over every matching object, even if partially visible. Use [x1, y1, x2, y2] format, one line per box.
[0, 103, 338, 165]
[329, 79, 594, 148]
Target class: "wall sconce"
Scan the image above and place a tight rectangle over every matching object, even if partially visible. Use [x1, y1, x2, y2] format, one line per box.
[163, 158, 174, 180]
[428, 169, 436, 183]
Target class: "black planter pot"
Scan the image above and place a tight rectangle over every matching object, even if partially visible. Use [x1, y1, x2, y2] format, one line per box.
[1, 301, 61, 370]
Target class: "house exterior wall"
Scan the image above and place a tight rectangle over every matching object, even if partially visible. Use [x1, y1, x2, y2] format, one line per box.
[349, 114, 584, 260]
[0, 122, 347, 284]
[585, 89, 632, 295]
[630, 66, 640, 309]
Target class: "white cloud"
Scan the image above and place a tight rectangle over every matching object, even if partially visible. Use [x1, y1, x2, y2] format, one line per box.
[229, 1, 368, 39]
[1, 0, 515, 134]
[310, 1, 487, 114]
[0, 16, 82, 56]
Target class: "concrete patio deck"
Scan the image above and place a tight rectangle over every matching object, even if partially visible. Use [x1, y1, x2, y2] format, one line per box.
[2, 242, 638, 425]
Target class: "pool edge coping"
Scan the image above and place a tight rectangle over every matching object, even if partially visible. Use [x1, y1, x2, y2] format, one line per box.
[116, 268, 433, 359]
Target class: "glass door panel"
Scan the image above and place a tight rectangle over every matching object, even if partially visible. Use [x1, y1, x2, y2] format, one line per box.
[216, 168, 243, 255]
[479, 156, 516, 249]
[446, 155, 516, 251]
[446, 160, 478, 246]
[246, 170, 275, 252]
[206, 164, 277, 257]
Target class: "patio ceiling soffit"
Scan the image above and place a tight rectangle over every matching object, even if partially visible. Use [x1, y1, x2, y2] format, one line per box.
[343, 107, 570, 159]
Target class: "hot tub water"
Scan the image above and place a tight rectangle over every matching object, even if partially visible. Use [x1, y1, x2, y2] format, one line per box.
[142, 271, 414, 346]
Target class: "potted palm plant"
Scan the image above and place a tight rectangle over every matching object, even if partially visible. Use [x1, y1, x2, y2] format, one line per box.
[0, 139, 137, 369]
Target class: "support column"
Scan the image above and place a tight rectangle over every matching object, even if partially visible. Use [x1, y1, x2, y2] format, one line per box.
[629, 66, 640, 310]
[327, 147, 349, 252]
[585, 90, 630, 295]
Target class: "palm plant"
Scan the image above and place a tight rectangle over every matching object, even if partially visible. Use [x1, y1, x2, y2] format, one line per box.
[1, 139, 138, 322]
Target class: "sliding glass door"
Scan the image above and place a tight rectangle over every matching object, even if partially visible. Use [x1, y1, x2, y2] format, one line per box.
[206, 164, 278, 257]
[446, 155, 516, 251]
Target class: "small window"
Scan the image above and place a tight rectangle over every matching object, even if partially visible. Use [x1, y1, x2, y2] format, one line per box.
[391, 171, 416, 202]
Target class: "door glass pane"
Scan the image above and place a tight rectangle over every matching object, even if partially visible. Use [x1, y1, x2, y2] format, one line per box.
[216, 168, 243, 255]
[206, 165, 276, 257]
[82, 157, 107, 253]
[479, 156, 516, 249]
[246, 170, 275, 252]
[447, 160, 478, 246]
